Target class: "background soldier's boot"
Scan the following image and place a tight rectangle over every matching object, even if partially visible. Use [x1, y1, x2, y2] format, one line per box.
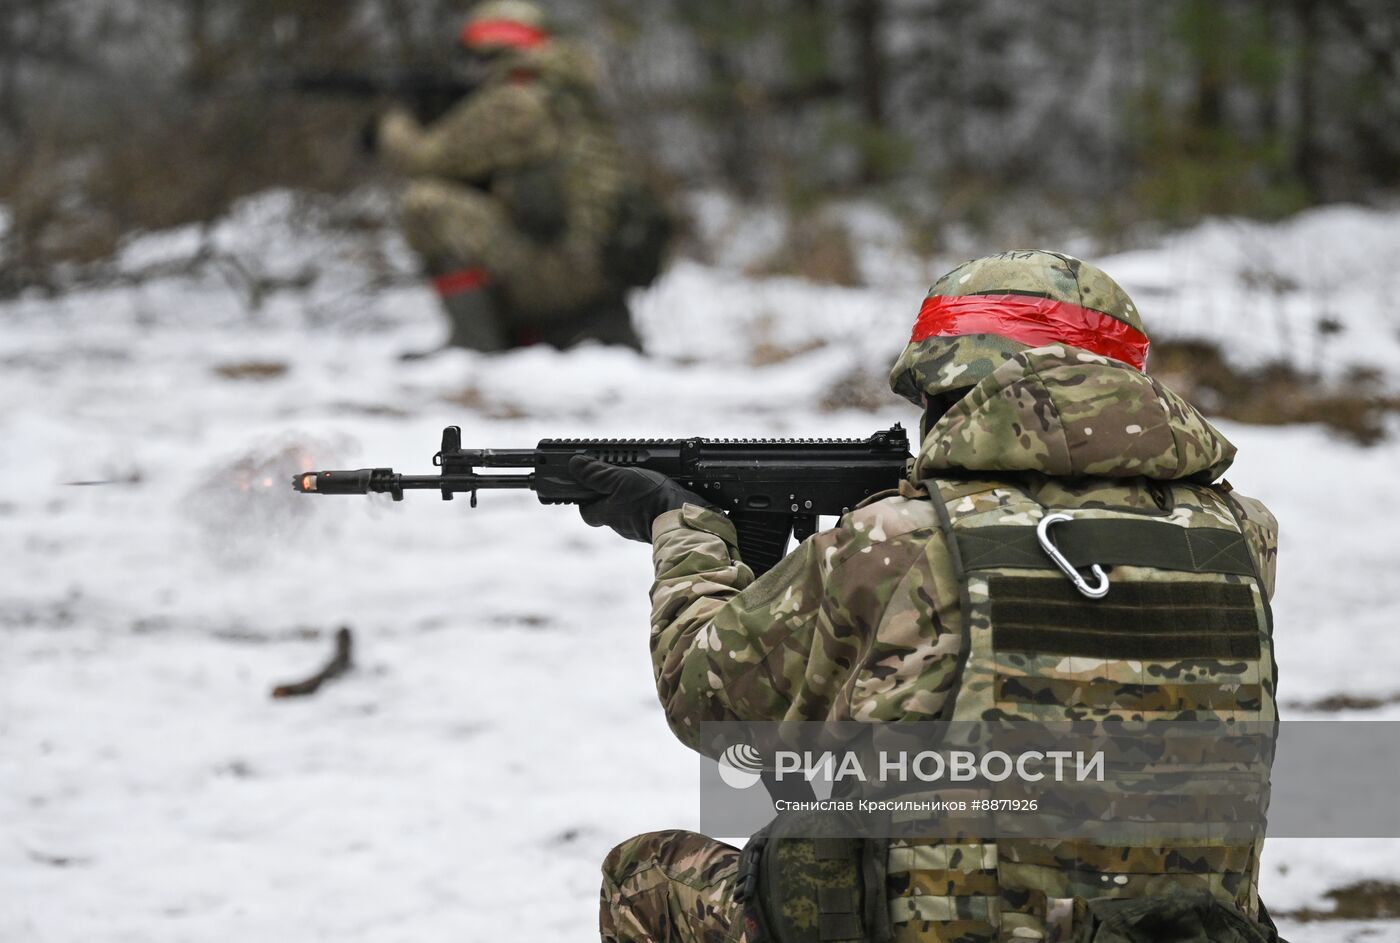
[401, 266, 510, 359]
[584, 295, 643, 351]
[536, 294, 643, 352]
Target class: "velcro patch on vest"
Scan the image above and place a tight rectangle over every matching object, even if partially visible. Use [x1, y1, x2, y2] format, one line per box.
[994, 676, 1263, 712]
[988, 577, 1261, 660]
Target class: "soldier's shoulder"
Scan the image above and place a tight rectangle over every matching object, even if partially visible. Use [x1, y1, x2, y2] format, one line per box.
[819, 490, 942, 581]
[841, 489, 939, 540]
[529, 40, 601, 89]
[1221, 484, 1278, 541]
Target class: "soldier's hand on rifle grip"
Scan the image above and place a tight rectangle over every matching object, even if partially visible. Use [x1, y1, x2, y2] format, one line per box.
[568, 456, 716, 543]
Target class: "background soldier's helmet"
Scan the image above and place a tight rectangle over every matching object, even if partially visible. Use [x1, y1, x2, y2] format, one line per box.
[888, 250, 1151, 405]
[460, 0, 550, 51]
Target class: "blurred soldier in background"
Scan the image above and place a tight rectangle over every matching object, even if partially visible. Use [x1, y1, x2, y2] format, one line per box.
[571, 252, 1284, 943]
[377, 1, 667, 356]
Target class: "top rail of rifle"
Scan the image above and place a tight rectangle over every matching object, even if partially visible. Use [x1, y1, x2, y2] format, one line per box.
[536, 435, 889, 446]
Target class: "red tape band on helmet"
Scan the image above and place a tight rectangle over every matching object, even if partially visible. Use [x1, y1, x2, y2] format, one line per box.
[432, 268, 490, 297]
[461, 19, 549, 49]
[910, 293, 1149, 370]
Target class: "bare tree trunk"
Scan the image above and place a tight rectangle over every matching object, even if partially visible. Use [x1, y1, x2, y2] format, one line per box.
[687, 0, 764, 198]
[1291, 0, 1322, 199]
[1256, 0, 1281, 140]
[0, 11, 18, 139]
[185, 0, 215, 90]
[1190, 1, 1227, 136]
[848, 0, 886, 181]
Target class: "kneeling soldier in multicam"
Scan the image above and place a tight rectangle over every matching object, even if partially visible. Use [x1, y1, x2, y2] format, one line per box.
[378, 1, 659, 355]
[570, 251, 1282, 943]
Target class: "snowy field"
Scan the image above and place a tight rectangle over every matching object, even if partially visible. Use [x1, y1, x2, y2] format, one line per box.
[3, 194, 1400, 941]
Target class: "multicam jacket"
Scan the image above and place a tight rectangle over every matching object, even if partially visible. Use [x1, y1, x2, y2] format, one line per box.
[648, 346, 1279, 941]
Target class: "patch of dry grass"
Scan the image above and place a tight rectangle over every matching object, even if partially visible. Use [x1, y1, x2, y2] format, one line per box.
[1284, 881, 1400, 922]
[747, 217, 863, 287]
[819, 363, 891, 413]
[213, 360, 289, 381]
[745, 310, 829, 367]
[1151, 340, 1398, 446]
[442, 385, 529, 421]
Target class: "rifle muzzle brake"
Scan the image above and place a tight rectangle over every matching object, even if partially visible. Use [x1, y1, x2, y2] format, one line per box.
[293, 468, 399, 497]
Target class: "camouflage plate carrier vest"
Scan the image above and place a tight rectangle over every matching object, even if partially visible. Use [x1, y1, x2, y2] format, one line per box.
[745, 474, 1276, 943]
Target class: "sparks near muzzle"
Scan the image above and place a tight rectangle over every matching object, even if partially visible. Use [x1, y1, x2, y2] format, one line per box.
[293, 425, 911, 575]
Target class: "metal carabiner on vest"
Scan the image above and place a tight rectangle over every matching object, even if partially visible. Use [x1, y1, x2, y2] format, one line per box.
[1035, 512, 1111, 599]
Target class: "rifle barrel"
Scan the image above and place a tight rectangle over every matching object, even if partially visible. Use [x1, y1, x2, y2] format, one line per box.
[398, 474, 535, 490]
[294, 469, 534, 498]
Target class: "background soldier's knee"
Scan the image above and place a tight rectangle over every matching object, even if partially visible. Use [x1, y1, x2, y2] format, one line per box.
[399, 182, 455, 255]
[401, 181, 446, 221]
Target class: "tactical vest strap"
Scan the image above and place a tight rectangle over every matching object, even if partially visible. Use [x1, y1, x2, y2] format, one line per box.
[956, 520, 1256, 576]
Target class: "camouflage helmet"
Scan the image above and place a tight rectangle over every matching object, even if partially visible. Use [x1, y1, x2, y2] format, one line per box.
[460, 0, 550, 50]
[888, 250, 1150, 405]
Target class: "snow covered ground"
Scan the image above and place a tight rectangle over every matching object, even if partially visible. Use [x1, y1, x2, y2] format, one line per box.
[3, 194, 1399, 941]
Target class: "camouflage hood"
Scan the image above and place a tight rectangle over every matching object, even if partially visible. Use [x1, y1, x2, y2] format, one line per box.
[913, 345, 1236, 482]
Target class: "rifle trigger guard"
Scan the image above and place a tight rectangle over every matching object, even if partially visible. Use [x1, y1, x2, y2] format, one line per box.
[1036, 512, 1110, 599]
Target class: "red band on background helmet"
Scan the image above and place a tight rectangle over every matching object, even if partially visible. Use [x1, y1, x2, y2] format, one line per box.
[432, 267, 490, 297]
[460, 19, 549, 49]
[910, 292, 1150, 370]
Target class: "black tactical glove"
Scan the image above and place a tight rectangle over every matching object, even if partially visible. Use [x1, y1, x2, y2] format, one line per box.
[568, 455, 717, 543]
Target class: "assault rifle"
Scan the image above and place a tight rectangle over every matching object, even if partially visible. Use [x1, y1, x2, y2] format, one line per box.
[280, 67, 475, 124]
[292, 425, 911, 575]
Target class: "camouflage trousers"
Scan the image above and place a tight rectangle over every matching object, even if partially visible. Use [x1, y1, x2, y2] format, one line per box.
[600, 830, 751, 943]
[401, 178, 609, 319]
